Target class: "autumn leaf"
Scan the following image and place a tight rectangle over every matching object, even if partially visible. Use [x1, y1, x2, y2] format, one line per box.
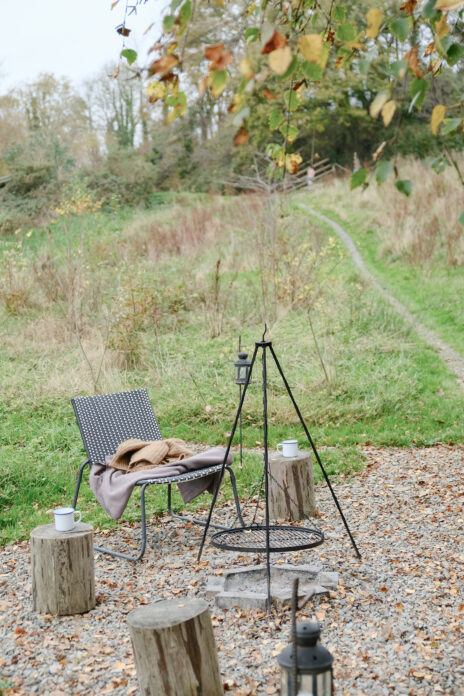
[431, 104, 446, 134]
[298, 34, 323, 63]
[146, 80, 167, 103]
[261, 31, 287, 55]
[148, 54, 179, 76]
[262, 88, 277, 100]
[116, 24, 131, 37]
[404, 46, 424, 78]
[234, 127, 249, 145]
[285, 153, 302, 174]
[381, 100, 396, 126]
[268, 47, 293, 75]
[400, 0, 417, 14]
[239, 57, 254, 80]
[205, 43, 225, 63]
[435, 14, 450, 38]
[370, 91, 389, 118]
[435, 0, 464, 9]
[366, 8, 382, 39]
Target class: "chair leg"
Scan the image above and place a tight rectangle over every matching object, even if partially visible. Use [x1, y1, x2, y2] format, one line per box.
[72, 460, 90, 509]
[167, 467, 244, 529]
[94, 483, 149, 562]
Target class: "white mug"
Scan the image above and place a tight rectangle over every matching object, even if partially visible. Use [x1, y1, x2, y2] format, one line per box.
[54, 507, 81, 532]
[277, 439, 298, 458]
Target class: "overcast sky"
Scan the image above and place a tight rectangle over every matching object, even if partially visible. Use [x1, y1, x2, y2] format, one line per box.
[1, 0, 162, 91]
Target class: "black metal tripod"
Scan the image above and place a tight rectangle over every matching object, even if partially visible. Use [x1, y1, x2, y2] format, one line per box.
[198, 333, 361, 607]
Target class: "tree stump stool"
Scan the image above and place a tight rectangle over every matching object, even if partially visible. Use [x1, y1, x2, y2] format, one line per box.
[127, 598, 222, 696]
[30, 523, 95, 615]
[268, 450, 316, 521]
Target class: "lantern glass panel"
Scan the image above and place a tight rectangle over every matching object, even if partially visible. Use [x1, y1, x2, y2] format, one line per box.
[280, 669, 332, 696]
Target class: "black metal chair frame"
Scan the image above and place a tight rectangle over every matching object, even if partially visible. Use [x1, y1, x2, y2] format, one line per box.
[71, 389, 244, 562]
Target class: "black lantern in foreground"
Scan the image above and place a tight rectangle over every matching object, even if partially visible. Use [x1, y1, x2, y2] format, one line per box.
[234, 351, 252, 385]
[278, 622, 334, 696]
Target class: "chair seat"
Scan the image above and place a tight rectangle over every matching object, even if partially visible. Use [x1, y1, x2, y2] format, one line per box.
[135, 463, 224, 486]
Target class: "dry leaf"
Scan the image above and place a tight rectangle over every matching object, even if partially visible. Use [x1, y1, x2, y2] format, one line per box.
[370, 92, 389, 118]
[366, 8, 383, 39]
[431, 104, 446, 134]
[298, 34, 323, 63]
[382, 100, 396, 126]
[285, 153, 302, 174]
[404, 46, 424, 78]
[268, 47, 293, 75]
[234, 127, 249, 146]
[262, 88, 277, 100]
[435, 0, 464, 9]
[435, 13, 450, 38]
[148, 54, 179, 76]
[261, 31, 287, 55]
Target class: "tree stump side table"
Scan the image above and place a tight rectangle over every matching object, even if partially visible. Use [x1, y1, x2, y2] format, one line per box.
[30, 522, 95, 615]
[268, 450, 316, 521]
[127, 599, 222, 696]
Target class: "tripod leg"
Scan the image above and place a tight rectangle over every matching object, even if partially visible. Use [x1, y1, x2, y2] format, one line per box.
[269, 344, 361, 559]
[197, 343, 259, 561]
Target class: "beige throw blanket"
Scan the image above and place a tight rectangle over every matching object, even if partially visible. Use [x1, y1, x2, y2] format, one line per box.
[109, 438, 194, 473]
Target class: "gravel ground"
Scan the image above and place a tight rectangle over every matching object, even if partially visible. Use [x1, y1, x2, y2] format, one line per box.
[1, 445, 463, 696]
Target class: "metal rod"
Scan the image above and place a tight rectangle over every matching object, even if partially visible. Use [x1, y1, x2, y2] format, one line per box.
[239, 383, 243, 467]
[197, 343, 259, 561]
[269, 343, 361, 559]
[291, 578, 298, 696]
[261, 342, 272, 609]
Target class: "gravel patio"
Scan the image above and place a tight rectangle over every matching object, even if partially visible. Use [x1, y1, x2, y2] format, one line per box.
[1, 445, 463, 695]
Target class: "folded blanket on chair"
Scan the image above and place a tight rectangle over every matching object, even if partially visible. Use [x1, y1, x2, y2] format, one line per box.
[109, 437, 194, 472]
[89, 444, 232, 520]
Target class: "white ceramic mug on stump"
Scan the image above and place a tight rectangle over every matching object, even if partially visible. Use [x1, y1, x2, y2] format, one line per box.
[54, 507, 81, 532]
[277, 439, 298, 458]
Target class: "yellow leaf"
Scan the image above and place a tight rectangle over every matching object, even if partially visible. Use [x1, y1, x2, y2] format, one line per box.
[435, 0, 464, 9]
[213, 0, 225, 5]
[285, 153, 302, 174]
[381, 100, 396, 126]
[435, 14, 450, 38]
[239, 57, 254, 80]
[146, 81, 167, 102]
[366, 8, 383, 38]
[298, 34, 323, 63]
[370, 91, 389, 118]
[430, 104, 446, 134]
[319, 43, 331, 69]
[268, 46, 293, 75]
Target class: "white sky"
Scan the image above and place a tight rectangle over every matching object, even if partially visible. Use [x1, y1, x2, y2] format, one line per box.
[1, 0, 163, 91]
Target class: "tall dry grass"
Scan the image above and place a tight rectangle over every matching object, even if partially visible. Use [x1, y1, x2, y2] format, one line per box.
[351, 156, 464, 266]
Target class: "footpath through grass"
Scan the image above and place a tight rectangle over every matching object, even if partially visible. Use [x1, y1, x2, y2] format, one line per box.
[1, 191, 463, 544]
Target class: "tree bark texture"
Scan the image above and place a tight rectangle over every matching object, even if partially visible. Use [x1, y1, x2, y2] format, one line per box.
[127, 599, 222, 696]
[268, 451, 316, 521]
[30, 523, 95, 615]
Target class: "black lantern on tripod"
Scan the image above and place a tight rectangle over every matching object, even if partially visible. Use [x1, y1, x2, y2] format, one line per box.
[234, 342, 252, 467]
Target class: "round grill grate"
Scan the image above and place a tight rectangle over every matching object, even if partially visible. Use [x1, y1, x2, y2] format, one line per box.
[211, 525, 324, 553]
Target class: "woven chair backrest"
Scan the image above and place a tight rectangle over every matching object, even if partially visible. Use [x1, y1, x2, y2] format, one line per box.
[71, 389, 163, 465]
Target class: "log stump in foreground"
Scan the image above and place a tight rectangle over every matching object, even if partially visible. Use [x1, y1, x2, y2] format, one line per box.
[268, 450, 316, 521]
[30, 523, 95, 615]
[127, 598, 222, 696]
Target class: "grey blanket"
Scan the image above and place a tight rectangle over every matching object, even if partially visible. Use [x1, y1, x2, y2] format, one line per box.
[89, 447, 232, 519]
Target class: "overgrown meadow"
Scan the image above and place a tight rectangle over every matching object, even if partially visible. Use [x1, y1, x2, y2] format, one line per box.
[1, 169, 463, 543]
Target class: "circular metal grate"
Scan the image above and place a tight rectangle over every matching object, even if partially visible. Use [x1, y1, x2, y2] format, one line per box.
[210, 525, 324, 553]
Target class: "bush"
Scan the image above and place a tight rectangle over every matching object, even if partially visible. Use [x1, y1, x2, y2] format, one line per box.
[85, 148, 160, 206]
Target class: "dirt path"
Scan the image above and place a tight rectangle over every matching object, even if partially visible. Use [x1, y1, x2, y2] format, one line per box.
[301, 205, 464, 391]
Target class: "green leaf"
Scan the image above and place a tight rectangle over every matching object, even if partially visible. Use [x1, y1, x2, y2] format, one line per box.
[458, 211, 464, 226]
[335, 23, 356, 42]
[350, 168, 368, 189]
[179, 0, 192, 24]
[333, 6, 346, 22]
[279, 123, 299, 143]
[171, 0, 183, 10]
[121, 48, 137, 65]
[430, 155, 449, 174]
[390, 17, 411, 42]
[210, 69, 228, 96]
[358, 59, 370, 76]
[441, 117, 462, 134]
[302, 61, 323, 81]
[447, 43, 464, 66]
[395, 179, 413, 196]
[410, 77, 430, 109]
[375, 160, 394, 183]
[232, 106, 250, 127]
[163, 14, 175, 32]
[269, 109, 285, 130]
[389, 60, 408, 78]
[284, 90, 300, 112]
[245, 27, 260, 43]
[422, 0, 437, 18]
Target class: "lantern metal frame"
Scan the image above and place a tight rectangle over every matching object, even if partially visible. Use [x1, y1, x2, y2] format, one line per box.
[198, 332, 361, 608]
[234, 347, 252, 467]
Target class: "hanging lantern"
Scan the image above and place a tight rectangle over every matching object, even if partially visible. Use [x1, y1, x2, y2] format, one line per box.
[277, 622, 334, 696]
[234, 351, 252, 385]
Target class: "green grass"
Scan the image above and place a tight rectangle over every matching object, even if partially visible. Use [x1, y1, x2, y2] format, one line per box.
[1, 193, 464, 545]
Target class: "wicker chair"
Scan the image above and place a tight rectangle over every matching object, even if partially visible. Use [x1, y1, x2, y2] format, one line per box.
[71, 389, 243, 561]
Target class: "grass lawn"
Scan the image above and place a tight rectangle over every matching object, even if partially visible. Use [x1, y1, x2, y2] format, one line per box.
[1, 188, 463, 544]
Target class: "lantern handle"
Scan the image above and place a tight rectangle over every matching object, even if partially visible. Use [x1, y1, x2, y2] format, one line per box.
[262, 323, 268, 342]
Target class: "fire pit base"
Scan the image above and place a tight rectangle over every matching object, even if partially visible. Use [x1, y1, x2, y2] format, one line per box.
[205, 564, 338, 610]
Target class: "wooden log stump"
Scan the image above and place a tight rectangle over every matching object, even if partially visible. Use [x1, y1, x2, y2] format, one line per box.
[30, 523, 95, 615]
[268, 450, 316, 521]
[127, 599, 222, 696]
